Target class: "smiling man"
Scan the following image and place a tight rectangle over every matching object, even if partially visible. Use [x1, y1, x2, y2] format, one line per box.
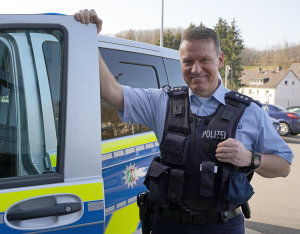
[75, 9, 293, 234]
[180, 31, 223, 98]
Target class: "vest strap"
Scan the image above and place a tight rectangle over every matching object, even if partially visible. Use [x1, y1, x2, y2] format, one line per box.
[216, 91, 249, 126]
[163, 86, 190, 136]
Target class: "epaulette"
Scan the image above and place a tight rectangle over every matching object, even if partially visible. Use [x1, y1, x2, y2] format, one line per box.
[167, 86, 188, 98]
[252, 99, 262, 107]
[225, 91, 262, 107]
[225, 91, 252, 106]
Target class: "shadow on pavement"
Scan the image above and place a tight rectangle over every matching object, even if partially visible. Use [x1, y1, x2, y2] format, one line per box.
[282, 135, 300, 144]
[246, 221, 300, 234]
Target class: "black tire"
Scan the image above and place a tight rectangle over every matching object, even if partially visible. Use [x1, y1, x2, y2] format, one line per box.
[279, 122, 290, 136]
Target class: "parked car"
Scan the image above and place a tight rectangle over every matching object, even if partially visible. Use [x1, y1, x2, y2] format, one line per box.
[286, 106, 300, 114]
[270, 117, 281, 134]
[262, 104, 300, 136]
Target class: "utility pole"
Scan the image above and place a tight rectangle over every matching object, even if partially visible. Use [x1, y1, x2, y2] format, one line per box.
[230, 62, 233, 86]
[160, 0, 164, 47]
[225, 65, 231, 88]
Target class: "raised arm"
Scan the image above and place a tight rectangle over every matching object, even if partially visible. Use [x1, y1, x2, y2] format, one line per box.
[74, 9, 124, 111]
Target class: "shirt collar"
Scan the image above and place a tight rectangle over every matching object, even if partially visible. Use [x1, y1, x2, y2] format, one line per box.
[188, 80, 229, 106]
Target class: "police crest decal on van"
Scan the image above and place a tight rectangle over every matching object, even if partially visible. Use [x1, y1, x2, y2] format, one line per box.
[123, 163, 139, 188]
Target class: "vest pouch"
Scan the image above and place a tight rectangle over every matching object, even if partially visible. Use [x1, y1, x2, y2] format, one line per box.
[167, 169, 184, 205]
[144, 158, 170, 207]
[187, 161, 219, 212]
[160, 133, 187, 164]
[200, 161, 217, 197]
[224, 170, 254, 205]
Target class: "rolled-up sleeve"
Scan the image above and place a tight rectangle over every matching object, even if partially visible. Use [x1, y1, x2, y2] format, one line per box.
[255, 108, 294, 164]
[236, 103, 294, 164]
[118, 85, 168, 142]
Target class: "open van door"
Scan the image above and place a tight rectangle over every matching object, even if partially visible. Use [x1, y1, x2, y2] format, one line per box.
[0, 15, 104, 233]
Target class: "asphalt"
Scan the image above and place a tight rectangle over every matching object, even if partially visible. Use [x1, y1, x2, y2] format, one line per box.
[246, 227, 263, 234]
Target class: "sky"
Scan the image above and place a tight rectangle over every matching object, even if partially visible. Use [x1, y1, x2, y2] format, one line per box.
[1, 0, 300, 50]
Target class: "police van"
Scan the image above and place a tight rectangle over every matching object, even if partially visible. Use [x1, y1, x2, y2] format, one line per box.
[0, 14, 184, 233]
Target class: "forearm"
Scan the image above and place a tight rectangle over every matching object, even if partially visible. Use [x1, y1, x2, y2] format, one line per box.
[98, 51, 124, 111]
[215, 139, 291, 178]
[255, 153, 291, 178]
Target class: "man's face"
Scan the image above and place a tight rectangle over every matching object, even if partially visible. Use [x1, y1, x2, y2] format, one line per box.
[179, 39, 224, 97]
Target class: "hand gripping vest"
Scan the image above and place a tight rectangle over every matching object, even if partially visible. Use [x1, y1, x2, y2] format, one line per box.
[144, 86, 259, 213]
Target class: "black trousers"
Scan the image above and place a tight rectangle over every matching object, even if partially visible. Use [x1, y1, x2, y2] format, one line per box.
[151, 210, 245, 234]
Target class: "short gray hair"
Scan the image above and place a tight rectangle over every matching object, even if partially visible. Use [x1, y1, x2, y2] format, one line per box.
[181, 27, 221, 55]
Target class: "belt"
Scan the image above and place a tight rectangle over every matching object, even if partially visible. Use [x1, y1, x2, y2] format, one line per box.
[158, 207, 241, 224]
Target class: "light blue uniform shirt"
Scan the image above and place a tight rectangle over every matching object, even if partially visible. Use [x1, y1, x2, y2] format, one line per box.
[119, 83, 293, 164]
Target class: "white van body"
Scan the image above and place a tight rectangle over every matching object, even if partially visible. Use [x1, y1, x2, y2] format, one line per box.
[0, 14, 184, 234]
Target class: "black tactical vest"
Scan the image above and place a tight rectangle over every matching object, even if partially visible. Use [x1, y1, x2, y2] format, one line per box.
[144, 86, 257, 213]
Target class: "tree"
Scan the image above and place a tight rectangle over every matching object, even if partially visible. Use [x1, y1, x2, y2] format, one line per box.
[199, 22, 205, 27]
[155, 29, 182, 50]
[214, 18, 244, 90]
[158, 22, 206, 50]
[241, 43, 300, 69]
[187, 23, 196, 30]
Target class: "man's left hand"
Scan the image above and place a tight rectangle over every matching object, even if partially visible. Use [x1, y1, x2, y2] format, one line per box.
[215, 138, 251, 167]
[74, 9, 103, 34]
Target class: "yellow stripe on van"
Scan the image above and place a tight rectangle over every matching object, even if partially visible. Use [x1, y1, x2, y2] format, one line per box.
[105, 202, 139, 234]
[0, 182, 103, 212]
[101, 132, 157, 154]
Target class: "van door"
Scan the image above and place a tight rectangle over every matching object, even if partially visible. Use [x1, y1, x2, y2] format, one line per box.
[0, 15, 104, 233]
[99, 47, 165, 233]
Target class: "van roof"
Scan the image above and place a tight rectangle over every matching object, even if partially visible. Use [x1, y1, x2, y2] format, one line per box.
[98, 35, 180, 60]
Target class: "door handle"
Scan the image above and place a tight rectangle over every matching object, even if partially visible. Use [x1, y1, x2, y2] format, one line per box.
[6, 202, 81, 221]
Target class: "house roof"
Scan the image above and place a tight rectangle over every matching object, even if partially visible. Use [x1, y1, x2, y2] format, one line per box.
[290, 63, 300, 78]
[239, 69, 290, 88]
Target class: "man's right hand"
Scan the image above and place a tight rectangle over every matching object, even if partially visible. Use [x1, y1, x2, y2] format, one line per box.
[74, 9, 103, 34]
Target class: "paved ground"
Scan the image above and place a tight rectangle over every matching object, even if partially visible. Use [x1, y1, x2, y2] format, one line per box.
[246, 228, 263, 234]
[245, 135, 300, 234]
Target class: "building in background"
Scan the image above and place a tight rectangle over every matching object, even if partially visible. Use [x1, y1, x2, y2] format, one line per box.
[239, 65, 300, 108]
[290, 63, 300, 78]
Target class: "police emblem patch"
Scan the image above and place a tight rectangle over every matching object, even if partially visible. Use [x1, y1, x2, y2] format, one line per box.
[123, 163, 139, 189]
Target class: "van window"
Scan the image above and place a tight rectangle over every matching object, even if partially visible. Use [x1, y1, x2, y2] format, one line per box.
[117, 62, 158, 88]
[0, 30, 64, 179]
[43, 41, 62, 136]
[100, 48, 165, 140]
[163, 58, 186, 87]
[0, 39, 18, 177]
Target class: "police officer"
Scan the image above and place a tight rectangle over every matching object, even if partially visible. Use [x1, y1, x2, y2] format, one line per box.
[74, 9, 293, 234]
